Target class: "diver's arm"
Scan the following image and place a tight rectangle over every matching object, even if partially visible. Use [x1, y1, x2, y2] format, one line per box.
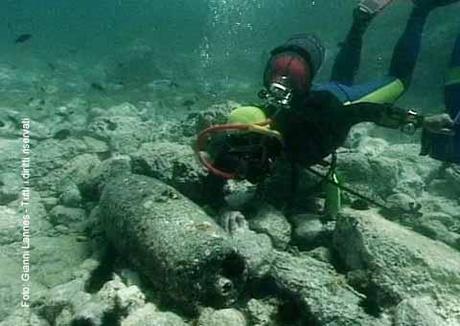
[344, 102, 455, 134]
[344, 102, 424, 131]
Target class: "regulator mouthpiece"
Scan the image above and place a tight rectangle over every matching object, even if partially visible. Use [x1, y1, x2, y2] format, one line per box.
[258, 76, 293, 110]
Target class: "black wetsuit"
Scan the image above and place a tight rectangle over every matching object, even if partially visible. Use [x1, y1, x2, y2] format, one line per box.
[270, 91, 410, 166]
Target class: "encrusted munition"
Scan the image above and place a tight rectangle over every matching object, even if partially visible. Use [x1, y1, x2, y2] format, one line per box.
[98, 173, 246, 311]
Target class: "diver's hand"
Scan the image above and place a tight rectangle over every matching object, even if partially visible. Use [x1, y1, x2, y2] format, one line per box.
[423, 113, 455, 135]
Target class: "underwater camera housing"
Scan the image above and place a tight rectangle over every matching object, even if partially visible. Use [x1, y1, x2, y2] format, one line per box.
[422, 111, 460, 164]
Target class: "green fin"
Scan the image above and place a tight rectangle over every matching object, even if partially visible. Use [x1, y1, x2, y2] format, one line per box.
[344, 78, 405, 105]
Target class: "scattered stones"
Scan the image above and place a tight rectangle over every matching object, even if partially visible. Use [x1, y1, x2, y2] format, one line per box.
[305, 246, 334, 264]
[29, 235, 92, 287]
[334, 208, 460, 322]
[176, 101, 237, 138]
[393, 296, 448, 326]
[0, 309, 50, 326]
[224, 179, 257, 210]
[230, 221, 274, 279]
[88, 115, 154, 154]
[0, 253, 47, 321]
[131, 141, 208, 204]
[121, 303, 187, 326]
[291, 214, 331, 250]
[59, 182, 83, 207]
[197, 307, 247, 326]
[249, 204, 291, 250]
[0, 172, 21, 204]
[268, 250, 388, 326]
[356, 136, 389, 157]
[49, 206, 88, 231]
[1, 94, 459, 326]
[245, 298, 279, 326]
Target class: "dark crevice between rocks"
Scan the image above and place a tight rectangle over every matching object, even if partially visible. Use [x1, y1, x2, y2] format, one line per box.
[247, 276, 318, 326]
[131, 157, 152, 177]
[221, 252, 247, 279]
[71, 301, 123, 326]
[53, 129, 71, 140]
[327, 246, 350, 275]
[359, 281, 401, 318]
[96, 151, 112, 161]
[132, 270, 198, 320]
[85, 246, 117, 293]
[327, 247, 386, 318]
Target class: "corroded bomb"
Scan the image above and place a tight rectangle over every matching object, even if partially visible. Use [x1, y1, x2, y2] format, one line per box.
[98, 173, 246, 310]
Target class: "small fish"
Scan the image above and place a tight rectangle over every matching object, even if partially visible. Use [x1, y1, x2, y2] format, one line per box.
[148, 79, 179, 90]
[67, 48, 79, 55]
[90, 82, 105, 92]
[182, 99, 195, 107]
[15, 34, 32, 44]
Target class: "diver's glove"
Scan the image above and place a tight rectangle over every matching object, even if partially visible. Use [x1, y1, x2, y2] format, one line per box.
[422, 113, 455, 135]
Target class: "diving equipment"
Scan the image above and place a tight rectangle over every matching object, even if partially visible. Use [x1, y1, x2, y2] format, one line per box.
[258, 76, 293, 110]
[422, 110, 460, 163]
[358, 0, 394, 15]
[195, 113, 283, 180]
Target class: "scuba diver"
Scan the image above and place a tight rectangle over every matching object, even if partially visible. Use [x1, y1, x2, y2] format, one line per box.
[421, 35, 460, 162]
[196, 0, 459, 204]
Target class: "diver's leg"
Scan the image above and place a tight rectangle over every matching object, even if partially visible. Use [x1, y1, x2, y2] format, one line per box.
[444, 34, 460, 119]
[388, 1, 459, 87]
[330, 9, 373, 85]
[330, 0, 394, 85]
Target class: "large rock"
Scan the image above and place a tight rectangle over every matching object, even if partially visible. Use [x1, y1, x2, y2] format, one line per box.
[1, 191, 52, 245]
[174, 101, 237, 139]
[33, 278, 92, 324]
[48, 206, 88, 233]
[290, 213, 334, 250]
[121, 303, 187, 326]
[0, 253, 47, 322]
[36, 153, 101, 194]
[0, 172, 21, 204]
[1, 235, 93, 288]
[0, 138, 22, 173]
[88, 111, 155, 154]
[393, 296, 448, 326]
[229, 218, 274, 280]
[197, 308, 247, 326]
[98, 173, 246, 311]
[245, 298, 279, 326]
[268, 250, 388, 325]
[248, 204, 291, 250]
[334, 208, 460, 323]
[0, 309, 50, 326]
[336, 152, 399, 202]
[131, 141, 209, 204]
